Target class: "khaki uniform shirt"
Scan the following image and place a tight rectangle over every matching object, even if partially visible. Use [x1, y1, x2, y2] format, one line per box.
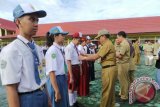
[117, 40, 130, 64]
[133, 43, 140, 55]
[97, 40, 116, 67]
[153, 43, 160, 55]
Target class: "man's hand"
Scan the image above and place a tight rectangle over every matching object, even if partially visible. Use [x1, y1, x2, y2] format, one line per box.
[79, 55, 85, 60]
[79, 55, 83, 60]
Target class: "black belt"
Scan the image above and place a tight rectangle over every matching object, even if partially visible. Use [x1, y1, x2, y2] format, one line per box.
[18, 85, 45, 95]
[72, 64, 80, 67]
[102, 65, 115, 69]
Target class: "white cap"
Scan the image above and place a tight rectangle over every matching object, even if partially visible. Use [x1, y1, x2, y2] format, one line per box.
[86, 36, 91, 40]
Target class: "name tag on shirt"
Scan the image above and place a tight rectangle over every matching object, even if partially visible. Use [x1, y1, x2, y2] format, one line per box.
[38, 59, 46, 80]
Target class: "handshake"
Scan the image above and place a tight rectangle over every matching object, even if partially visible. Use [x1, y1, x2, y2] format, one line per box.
[79, 54, 87, 60]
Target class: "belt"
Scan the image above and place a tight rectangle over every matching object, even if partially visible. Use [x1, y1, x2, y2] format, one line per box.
[102, 65, 115, 69]
[72, 64, 80, 67]
[18, 85, 45, 95]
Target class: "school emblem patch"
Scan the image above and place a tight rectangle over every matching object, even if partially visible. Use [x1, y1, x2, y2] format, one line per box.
[54, 30, 58, 33]
[51, 53, 56, 59]
[0, 60, 7, 69]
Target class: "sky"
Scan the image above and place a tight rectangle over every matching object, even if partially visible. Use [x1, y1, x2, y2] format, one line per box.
[0, 0, 160, 24]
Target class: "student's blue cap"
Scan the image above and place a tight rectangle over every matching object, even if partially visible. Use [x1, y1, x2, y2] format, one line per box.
[13, 3, 47, 20]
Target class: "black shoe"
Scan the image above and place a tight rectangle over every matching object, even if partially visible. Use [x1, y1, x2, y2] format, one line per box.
[115, 93, 121, 97]
[117, 98, 128, 103]
[73, 101, 80, 107]
[119, 98, 128, 102]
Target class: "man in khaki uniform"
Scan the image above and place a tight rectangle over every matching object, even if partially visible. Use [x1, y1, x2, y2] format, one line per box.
[153, 40, 160, 62]
[144, 41, 154, 66]
[153, 40, 160, 56]
[80, 29, 118, 107]
[115, 39, 121, 66]
[115, 39, 121, 51]
[133, 39, 140, 65]
[116, 31, 130, 101]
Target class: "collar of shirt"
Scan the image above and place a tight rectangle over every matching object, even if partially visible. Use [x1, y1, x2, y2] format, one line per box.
[17, 35, 34, 44]
[53, 42, 62, 49]
[120, 39, 127, 44]
[101, 39, 109, 46]
[70, 42, 75, 47]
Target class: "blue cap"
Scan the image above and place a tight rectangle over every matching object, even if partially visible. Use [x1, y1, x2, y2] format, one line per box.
[13, 3, 46, 20]
[49, 26, 69, 35]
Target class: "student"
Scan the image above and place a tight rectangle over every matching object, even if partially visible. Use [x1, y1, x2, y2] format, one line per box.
[0, 4, 48, 107]
[78, 37, 89, 96]
[85, 36, 95, 81]
[45, 26, 69, 107]
[65, 32, 82, 107]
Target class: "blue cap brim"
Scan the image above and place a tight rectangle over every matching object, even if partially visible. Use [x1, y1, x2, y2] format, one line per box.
[49, 32, 69, 36]
[28, 10, 47, 18]
[61, 32, 69, 35]
[21, 10, 47, 18]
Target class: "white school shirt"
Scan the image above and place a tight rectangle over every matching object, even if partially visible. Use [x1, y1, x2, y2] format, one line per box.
[0, 35, 46, 93]
[78, 45, 86, 55]
[45, 42, 66, 76]
[90, 48, 96, 54]
[65, 42, 80, 65]
[83, 46, 88, 54]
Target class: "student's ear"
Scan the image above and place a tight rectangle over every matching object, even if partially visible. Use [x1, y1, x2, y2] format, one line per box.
[15, 19, 21, 28]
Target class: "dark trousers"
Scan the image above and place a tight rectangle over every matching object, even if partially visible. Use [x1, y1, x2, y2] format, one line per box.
[88, 61, 95, 81]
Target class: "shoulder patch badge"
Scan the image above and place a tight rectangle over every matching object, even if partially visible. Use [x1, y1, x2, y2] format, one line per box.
[0, 60, 7, 69]
[51, 53, 56, 59]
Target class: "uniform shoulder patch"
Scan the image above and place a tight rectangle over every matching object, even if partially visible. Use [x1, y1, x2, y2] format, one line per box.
[0, 60, 7, 69]
[51, 53, 56, 59]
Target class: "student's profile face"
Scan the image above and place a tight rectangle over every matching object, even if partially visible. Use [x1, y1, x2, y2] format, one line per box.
[82, 41, 86, 46]
[57, 34, 65, 43]
[87, 39, 91, 44]
[75, 38, 80, 45]
[17, 14, 39, 36]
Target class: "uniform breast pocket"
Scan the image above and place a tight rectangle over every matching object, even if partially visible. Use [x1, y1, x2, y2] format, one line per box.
[23, 51, 34, 64]
[72, 51, 78, 58]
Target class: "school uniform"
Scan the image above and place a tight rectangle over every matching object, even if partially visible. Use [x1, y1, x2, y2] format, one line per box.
[85, 44, 95, 81]
[65, 42, 81, 106]
[78, 45, 89, 96]
[45, 42, 69, 107]
[0, 35, 48, 107]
